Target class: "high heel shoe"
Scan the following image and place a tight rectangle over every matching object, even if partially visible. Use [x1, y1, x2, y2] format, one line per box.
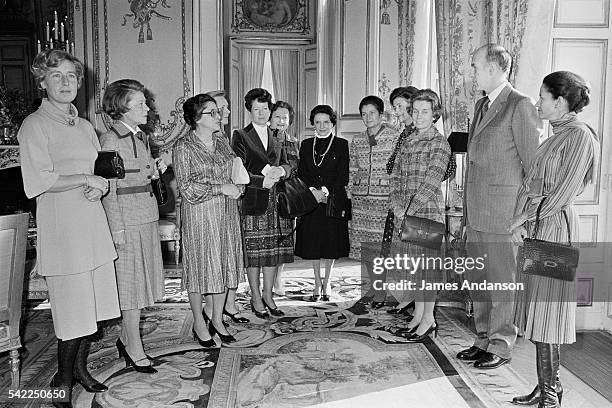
[308, 294, 321, 302]
[203, 309, 228, 328]
[321, 294, 330, 302]
[192, 328, 217, 348]
[262, 298, 285, 316]
[370, 301, 385, 309]
[116, 339, 157, 374]
[404, 322, 438, 343]
[387, 301, 415, 315]
[396, 325, 418, 336]
[223, 309, 250, 323]
[209, 322, 236, 343]
[250, 300, 270, 318]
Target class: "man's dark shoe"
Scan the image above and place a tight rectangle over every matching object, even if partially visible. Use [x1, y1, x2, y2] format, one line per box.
[457, 346, 486, 361]
[473, 352, 511, 369]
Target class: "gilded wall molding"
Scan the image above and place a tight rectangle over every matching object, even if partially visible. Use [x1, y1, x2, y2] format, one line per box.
[92, 0, 190, 149]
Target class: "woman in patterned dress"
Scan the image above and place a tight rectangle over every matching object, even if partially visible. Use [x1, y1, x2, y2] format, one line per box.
[232, 88, 293, 318]
[101, 79, 167, 373]
[509, 71, 599, 408]
[269, 100, 299, 297]
[348, 95, 401, 308]
[389, 89, 450, 342]
[174, 94, 245, 345]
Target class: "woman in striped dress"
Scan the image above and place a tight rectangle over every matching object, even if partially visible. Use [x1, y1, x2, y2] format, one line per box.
[509, 71, 599, 408]
[101, 79, 166, 373]
[389, 89, 450, 341]
[348, 95, 401, 307]
[174, 94, 245, 346]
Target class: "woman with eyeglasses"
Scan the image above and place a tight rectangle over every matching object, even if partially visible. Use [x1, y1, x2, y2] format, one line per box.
[100, 79, 167, 373]
[174, 94, 245, 346]
[232, 88, 293, 318]
[18, 50, 119, 407]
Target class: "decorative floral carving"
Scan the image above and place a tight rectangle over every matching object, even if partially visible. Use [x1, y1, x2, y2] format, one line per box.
[232, 0, 311, 35]
[122, 0, 172, 43]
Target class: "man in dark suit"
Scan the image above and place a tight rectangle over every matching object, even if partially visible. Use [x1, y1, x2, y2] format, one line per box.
[458, 44, 542, 369]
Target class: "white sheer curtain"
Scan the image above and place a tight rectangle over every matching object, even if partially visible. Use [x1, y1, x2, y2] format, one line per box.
[241, 48, 266, 126]
[270, 49, 299, 133]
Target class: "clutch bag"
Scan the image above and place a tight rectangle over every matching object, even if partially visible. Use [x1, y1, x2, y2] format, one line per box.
[325, 189, 351, 220]
[151, 177, 167, 206]
[231, 157, 250, 184]
[521, 197, 579, 281]
[94, 150, 125, 179]
[399, 215, 445, 250]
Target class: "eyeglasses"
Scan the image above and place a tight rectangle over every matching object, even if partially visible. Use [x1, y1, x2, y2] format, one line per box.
[201, 108, 221, 118]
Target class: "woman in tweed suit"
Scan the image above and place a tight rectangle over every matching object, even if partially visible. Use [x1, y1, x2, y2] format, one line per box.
[509, 71, 599, 408]
[389, 89, 450, 342]
[348, 95, 401, 308]
[101, 79, 166, 373]
[174, 94, 245, 345]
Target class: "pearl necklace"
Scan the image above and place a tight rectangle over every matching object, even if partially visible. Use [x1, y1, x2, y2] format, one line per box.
[312, 131, 335, 167]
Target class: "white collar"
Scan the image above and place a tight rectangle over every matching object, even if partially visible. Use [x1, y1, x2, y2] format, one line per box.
[120, 120, 139, 135]
[486, 81, 508, 104]
[252, 122, 268, 132]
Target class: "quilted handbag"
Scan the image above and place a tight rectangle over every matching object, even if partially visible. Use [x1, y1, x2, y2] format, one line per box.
[94, 150, 125, 179]
[521, 197, 579, 281]
[276, 175, 318, 219]
[442, 155, 457, 181]
[325, 189, 351, 220]
[399, 215, 446, 250]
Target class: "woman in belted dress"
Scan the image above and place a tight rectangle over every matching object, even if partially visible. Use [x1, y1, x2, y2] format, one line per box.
[101, 79, 167, 373]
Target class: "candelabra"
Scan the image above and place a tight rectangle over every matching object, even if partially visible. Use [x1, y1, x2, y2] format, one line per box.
[36, 11, 74, 54]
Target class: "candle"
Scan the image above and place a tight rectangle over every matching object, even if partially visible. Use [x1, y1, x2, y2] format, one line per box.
[37, 40, 41, 54]
[60, 22, 64, 42]
[46, 22, 50, 41]
[50, 38, 54, 49]
[71, 41, 75, 54]
[54, 11, 59, 40]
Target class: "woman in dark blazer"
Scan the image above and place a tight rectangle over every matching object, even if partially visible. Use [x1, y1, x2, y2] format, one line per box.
[231, 88, 293, 318]
[294, 105, 350, 301]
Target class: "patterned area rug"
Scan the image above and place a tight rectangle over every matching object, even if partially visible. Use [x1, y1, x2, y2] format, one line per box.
[1, 271, 544, 408]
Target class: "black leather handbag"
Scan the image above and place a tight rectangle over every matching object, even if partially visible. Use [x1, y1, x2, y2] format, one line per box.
[276, 175, 318, 219]
[522, 198, 579, 281]
[152, 177, 167, 206]
[399, 214, 446, 250]
[94, 150, 125, 179]
[325, 189, 351, 220]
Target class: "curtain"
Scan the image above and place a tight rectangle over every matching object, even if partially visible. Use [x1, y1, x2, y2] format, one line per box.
[434, 0, 554, 135]
[270, 49, 299, 134]
[397, 0, 417, 86]
[241, 48, 265, 126]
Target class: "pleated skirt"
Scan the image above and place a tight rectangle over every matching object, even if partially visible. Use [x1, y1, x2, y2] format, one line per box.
[182, 195, 245, 293]
[115, 221, 164, 310]
[349, 195, 389, 260]
[241, 187, 294, 267]
[513, 212, 577, 344]
[46, 262, 120, 340]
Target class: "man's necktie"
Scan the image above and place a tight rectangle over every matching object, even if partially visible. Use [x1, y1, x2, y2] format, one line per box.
[478, 97, 490, 125]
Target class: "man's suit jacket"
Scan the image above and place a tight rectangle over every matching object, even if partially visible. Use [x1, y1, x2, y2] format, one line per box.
[465, 84, 542, 234]
[232, 123, 291, 216]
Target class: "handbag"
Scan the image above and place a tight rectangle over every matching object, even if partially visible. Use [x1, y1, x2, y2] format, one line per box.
[151, 177, 167, 205]
[399, 214, 446, 250]
[231, 157, 250, 184]
[521, 197, 579, 281]
[276, 174, 318, 219]
[94, 150, 125, 179]
[325, 189, 351, 220]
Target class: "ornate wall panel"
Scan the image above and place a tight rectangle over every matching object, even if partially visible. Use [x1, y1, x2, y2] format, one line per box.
[552, 38, 607, 205]
[555, 0, 610, 27]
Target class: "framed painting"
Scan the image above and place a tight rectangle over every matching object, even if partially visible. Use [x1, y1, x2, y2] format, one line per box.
[576, 278, 594, 307]
[231, 0, 311, 35]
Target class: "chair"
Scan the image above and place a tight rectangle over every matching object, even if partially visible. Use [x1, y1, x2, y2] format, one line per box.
[158, 168, 181, 265]
[0, 212, 29, 388]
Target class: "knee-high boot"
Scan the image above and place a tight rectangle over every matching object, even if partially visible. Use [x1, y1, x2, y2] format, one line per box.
[73, 336, 108, 393]
[551, 344, 563, 406]
[536, 342, 560, 408]
[50, 337, 81, 408]
[513, 343, 563, 406]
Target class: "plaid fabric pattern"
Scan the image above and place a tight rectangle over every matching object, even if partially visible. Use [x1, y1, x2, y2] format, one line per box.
[389, 126, 450, 226]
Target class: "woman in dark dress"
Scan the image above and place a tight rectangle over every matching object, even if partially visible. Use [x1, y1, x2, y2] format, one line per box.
[294, 105, 350, 301]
